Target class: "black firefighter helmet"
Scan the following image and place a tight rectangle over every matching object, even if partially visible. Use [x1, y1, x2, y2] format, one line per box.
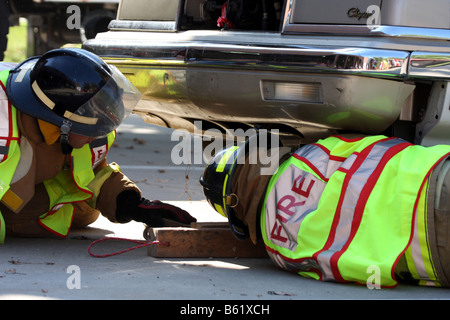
[200, 132, 287, 242]
[200, 145, 250, 240]
[6, 48, 141, 139]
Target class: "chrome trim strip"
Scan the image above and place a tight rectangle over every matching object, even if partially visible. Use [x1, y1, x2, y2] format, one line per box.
[108, 20, 177, 32]
[282, 24, 450, 41]
[186, 45, 410, 78]
[410, 52, 450, 80]
[93, 42, 410, 80]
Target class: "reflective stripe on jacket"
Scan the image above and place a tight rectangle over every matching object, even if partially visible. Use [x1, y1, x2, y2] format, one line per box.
[261, 135, 450, 287]
[0, 71, 21, 243]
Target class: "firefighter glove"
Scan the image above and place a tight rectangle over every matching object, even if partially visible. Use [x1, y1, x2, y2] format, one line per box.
[116, 190, 197, 227]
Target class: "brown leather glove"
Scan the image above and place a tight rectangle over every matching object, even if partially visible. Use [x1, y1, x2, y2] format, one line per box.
[116, 190, 197, 227]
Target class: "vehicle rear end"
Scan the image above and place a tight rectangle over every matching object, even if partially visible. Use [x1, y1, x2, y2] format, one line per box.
[84, 0, 450, 145]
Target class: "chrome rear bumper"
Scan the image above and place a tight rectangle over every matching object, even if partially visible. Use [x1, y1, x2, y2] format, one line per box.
[83, 34, 449, 137]
[84, 31, 450, 81]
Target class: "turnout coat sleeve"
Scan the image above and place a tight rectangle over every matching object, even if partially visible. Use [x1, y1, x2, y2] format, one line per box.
[94, 159, 141, 222]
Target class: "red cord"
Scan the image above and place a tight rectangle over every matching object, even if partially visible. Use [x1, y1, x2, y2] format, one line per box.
[88, 237, 170, 258]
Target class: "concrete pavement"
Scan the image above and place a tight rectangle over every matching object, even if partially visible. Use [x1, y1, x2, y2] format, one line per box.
[0, 115, 449, 301]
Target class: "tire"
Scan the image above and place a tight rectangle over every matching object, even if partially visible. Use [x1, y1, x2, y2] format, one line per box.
[0, 0, 10, 61]
[80, 9, 115, 43]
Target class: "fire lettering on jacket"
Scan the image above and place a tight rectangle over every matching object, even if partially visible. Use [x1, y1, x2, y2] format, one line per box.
[276, 176, 315, 223]
[91, 145, 107, 167]
[271, 175, 315, 243]
[292, 175, 315, 198]
[270, 222, 288, 242]
[97, 148, 104, 158]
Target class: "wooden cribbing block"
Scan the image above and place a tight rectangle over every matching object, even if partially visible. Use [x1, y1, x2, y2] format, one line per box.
[145, 222, 268, 258]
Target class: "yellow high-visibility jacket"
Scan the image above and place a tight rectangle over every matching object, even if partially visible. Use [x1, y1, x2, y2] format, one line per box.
[262, 135, 450, 287]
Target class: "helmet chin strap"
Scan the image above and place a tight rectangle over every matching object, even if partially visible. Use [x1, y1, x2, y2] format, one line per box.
[60, 120, 73, 155]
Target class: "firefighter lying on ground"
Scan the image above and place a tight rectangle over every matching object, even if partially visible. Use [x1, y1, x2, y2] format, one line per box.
[0, 48, 196, 243]
[200, 134, 450, 288]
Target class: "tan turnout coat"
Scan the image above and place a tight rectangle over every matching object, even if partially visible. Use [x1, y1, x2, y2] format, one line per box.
[0, 111, 140, 237]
